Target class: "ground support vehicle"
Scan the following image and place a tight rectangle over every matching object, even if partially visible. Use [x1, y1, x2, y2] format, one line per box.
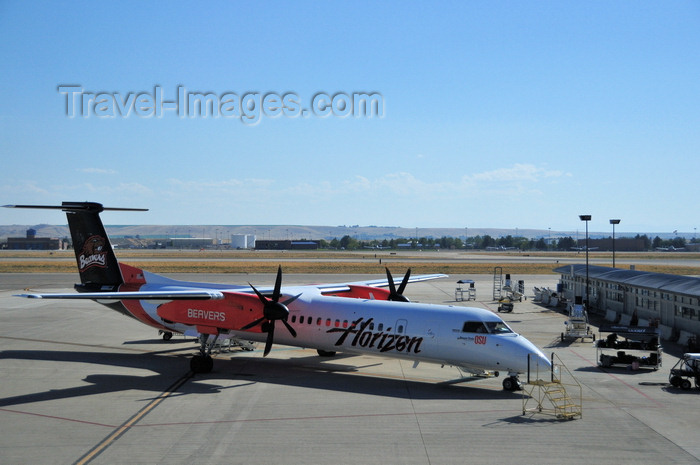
[596, 325, 662, 370]
[497, 298, 514, 313]
[669, 353, 700, 390]
[561, 301, 595, 342]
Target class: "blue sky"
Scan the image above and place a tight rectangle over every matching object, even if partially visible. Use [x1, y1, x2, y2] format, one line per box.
[1, 1, 699, 234]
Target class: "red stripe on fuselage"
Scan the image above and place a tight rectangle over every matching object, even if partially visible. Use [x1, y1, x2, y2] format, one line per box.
[157, 292, 264, 332]
[116, 263, 169, 329]
[120, 298, 171, 330]
[326, 285, 392, 300]
[119, 263, 147, 284]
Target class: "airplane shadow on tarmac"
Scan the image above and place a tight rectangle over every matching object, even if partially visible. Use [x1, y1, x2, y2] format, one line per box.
[0, 346, 515, 407]
[199, 353, 515, 401]
[0, 349, 240, 407]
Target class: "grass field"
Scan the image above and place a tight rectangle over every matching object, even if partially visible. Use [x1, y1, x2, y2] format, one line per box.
[1, 249, 698, 275]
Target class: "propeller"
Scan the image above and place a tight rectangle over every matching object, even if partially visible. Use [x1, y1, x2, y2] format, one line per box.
[241, 266, 300, 356]
[386, 267, 411, 302]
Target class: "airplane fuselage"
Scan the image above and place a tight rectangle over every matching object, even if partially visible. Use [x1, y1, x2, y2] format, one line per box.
[110, 276, 549, 376]
[275, 293, 546, 375]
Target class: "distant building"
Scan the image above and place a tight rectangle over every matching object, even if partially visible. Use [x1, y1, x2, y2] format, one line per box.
[555, 264, 700, 347]
[255, 240, 318, 250]
[170, 238, 214, 249]
[231, 234, 256, 249]
[6, 229, 63, 250]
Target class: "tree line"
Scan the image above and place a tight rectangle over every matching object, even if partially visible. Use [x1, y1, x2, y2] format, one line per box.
[316, 234, 696, 251]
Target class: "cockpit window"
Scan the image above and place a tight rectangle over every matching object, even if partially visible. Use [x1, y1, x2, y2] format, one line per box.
[485, 321, 513, 333]
[462, 321, 488, 333]
[462, 321, 513, 334]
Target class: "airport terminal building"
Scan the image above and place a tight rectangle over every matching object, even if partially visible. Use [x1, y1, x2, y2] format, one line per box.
[555, 264, 700, 346]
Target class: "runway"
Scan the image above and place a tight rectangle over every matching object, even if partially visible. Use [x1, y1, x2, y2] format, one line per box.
[1, 273, 698, 464]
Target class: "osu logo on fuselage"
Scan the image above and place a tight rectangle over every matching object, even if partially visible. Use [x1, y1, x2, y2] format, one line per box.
[78, 235, 107, 271]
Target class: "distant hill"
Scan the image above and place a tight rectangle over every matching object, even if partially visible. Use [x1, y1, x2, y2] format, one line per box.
[0, 224, 554, 241]
[0, 223, 690, 242]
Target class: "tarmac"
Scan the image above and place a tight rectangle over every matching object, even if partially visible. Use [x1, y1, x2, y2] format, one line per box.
[1, 272, 699, 464]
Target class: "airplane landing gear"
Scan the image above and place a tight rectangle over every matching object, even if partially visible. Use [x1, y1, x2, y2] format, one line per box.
[191, 333, 218, 374]
[502, 375, 522, 391]
[191, 354, 213, 373]
[159, 330, 173, 341]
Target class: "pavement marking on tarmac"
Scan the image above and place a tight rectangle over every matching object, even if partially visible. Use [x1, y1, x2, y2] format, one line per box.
[73, 371, 194, 465]
[567, 348, 666, 409]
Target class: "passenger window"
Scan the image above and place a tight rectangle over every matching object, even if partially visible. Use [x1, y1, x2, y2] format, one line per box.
[369, 323, 375, 330]
[343, 320, 348, 328]
[378, 323, 384, 331]
[335, 319, 340, 327]
[317, 317, 322, 325]
[397, 325, 404, 334]
[291, 315, 296, 323]
[326, 318, 331, 326]
[299, 316, 304, 324]
[308, 318, 313, 325]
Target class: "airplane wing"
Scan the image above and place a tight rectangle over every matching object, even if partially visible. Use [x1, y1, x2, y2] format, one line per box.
[14, 272, 447, 301]
[15, 290, 225, 300]
[317, 273, 448, 294]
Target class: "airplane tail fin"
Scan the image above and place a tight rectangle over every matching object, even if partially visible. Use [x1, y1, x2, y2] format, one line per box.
[4, 201, 148, 289]
[64, 202, 126, 287]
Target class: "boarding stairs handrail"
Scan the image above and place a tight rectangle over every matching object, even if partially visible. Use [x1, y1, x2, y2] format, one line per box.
[522, 352, 582, 420]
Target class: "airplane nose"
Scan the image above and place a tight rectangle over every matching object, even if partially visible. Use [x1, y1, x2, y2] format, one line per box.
[523, 340, 551, 375]
[529, 348, 552, 371]
[503, 335, 551, 374]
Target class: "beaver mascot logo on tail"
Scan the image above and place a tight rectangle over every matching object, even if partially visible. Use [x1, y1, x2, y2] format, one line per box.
[78, 235, 108, 271]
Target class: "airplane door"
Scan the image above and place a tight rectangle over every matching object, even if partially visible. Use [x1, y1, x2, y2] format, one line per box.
[398, 318, 441, 344]
[394, 319, 408, 336]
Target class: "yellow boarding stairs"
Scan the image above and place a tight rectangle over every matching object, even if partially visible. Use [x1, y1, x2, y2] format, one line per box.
[522, 353, 582, 420]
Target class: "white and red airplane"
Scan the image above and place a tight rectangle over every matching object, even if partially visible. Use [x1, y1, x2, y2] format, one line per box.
[5, 202, 550, 390]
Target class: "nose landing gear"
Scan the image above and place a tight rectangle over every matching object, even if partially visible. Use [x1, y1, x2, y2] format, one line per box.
[502, 375, 522, 391]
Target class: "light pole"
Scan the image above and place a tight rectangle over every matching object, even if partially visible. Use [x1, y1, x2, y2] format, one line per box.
[610, 219, 620, 268]
[579, 215, 591, 308]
